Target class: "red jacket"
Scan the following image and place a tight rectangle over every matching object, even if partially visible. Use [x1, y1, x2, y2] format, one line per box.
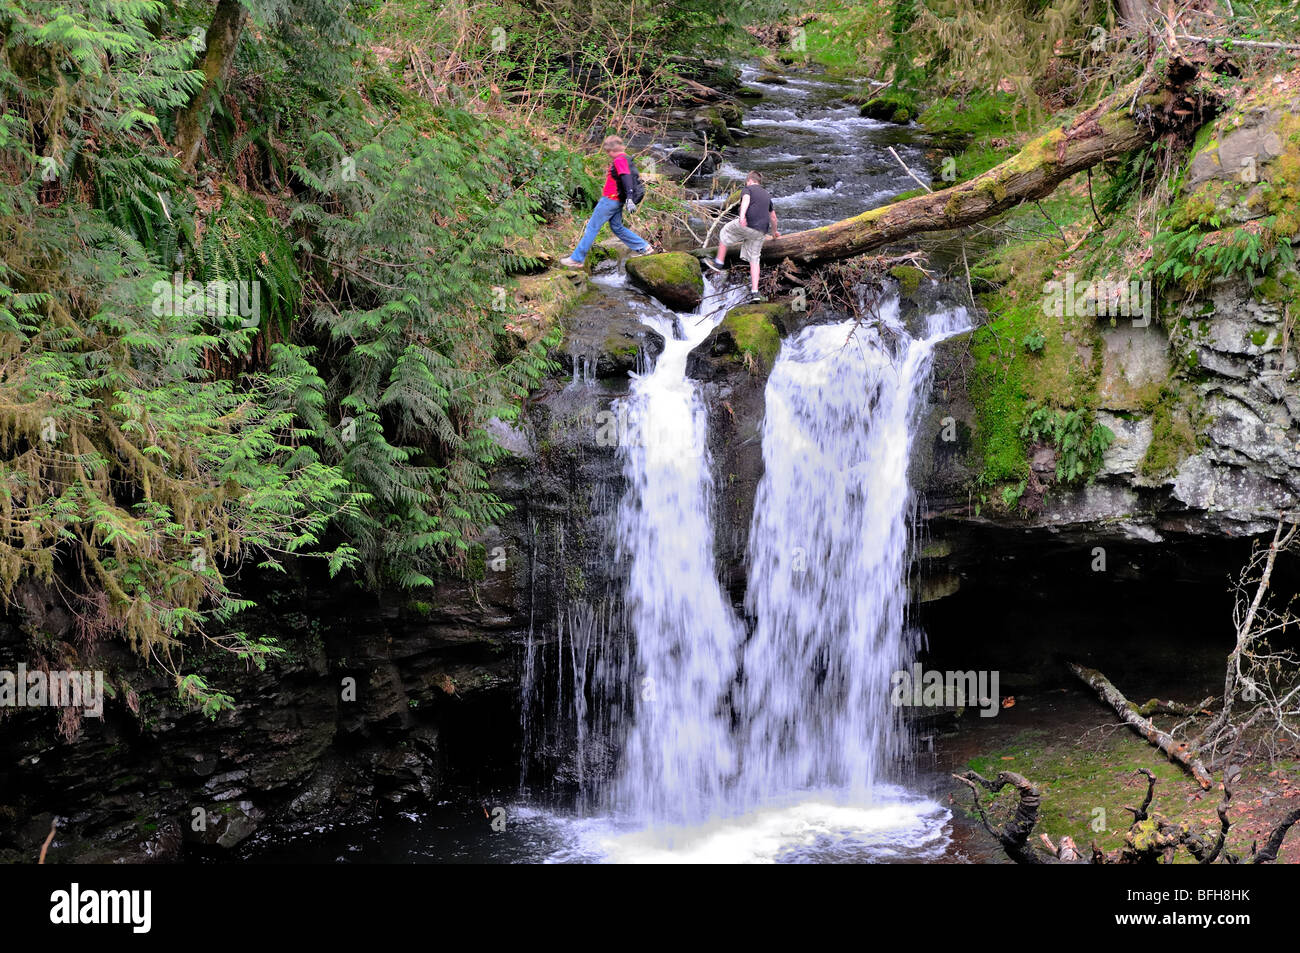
[603, 153, 633, 201]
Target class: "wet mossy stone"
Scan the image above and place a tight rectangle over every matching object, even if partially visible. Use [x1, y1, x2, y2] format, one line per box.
[720, 303, 783, 372]
[890, 264, 925, 297]
[860, 92, 916, 124]
[687, 300, 794, 380]
[554, 292, 666, 378]
[586, 242, 618, 270]
[693, 106, 732, 144]
[625, 252, 704, 311]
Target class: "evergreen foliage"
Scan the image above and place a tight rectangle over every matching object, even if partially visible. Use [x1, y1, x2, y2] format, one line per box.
[0, 0, 585, 710]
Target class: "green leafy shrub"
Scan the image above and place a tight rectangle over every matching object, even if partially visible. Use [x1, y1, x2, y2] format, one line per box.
[1020, 404, 1115, 484]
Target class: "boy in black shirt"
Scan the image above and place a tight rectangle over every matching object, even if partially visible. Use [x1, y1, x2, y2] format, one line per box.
[705, 171, 779, 301]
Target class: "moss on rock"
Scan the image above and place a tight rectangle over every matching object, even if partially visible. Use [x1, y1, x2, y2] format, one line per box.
[625, 251, 704, 311]
[686, 300, 797, 381]
[720, 303, 783, 373]
[860, 91, 917, 124]
[890, 264, 925, 297]
[1139, 385, 1198, 479]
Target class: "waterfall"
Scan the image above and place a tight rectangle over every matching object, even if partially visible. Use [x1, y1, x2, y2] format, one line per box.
[736, 298, 971, 808]
[605, 279, 969, 825]
[522, 280, 967, 862]
[608, 280, 753, 823]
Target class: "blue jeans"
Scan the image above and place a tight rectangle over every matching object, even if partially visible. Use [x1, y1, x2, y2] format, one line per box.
[571, 197, 649, 262]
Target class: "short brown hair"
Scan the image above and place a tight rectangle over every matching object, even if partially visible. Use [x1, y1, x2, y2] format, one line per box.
[602, 135, 625, 152]
[746, 171, 762, 184]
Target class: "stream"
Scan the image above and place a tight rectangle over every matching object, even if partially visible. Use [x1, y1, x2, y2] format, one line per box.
[244, 65, 980, 864]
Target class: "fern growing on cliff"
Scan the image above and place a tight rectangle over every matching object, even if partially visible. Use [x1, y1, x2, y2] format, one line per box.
[0, 0, 592, 715]
[1021, 403, 1115, 484]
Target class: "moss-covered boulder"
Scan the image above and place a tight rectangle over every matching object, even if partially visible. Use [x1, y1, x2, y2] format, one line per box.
[693, 105, 737, 145]
[1174, 90, 1300, 240]
[686, 301, 791, 380]
[860, 91, 917, 124]
[625, 252, 704, 311]
[890, 263, 925, 297]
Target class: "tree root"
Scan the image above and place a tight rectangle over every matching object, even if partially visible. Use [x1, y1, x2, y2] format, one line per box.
[958, 764, 1300, 864]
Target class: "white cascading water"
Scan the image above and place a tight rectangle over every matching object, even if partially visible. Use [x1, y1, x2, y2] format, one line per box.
[608, 278, 752, 823]
[737, 297, 971, 808]
[539, 280, 968, 862]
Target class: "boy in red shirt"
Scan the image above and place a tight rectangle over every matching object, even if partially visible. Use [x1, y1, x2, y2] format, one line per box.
[560, 136, 654, 268]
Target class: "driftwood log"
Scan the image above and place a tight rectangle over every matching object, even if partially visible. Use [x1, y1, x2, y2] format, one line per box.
[1070, 663, 1214, 789]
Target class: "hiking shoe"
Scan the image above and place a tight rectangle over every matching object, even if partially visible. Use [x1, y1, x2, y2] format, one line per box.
[749, 291, 767, 303]
[558, 256, 583, 269]
[630, 245, 659, 257]
[703, 258, 726, 274]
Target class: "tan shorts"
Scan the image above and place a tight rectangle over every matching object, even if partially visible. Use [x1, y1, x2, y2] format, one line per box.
[720, 219, 768, 263]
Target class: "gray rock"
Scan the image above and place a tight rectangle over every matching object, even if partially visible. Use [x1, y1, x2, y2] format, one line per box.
[1096, 411, 1153, 478]
[1097, 323, 1170, 410]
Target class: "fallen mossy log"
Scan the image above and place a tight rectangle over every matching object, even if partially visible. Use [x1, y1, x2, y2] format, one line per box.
[1070, 662, 1214, 789]
[746, 58, 1212, 266]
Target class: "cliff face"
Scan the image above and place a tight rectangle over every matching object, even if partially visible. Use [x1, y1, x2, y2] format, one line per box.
[0, 277, 662, 861]
[0, 562, 528, 861]
[916, 276, 1298, 541]
[916, 92, 1300, 548]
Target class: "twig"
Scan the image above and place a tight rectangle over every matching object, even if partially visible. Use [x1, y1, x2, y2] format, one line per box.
[1086, 166, 1105, 229]
[886, 146, 932, 193]
[38, 817, 57, 864]
[1177, 33, 1300, 51]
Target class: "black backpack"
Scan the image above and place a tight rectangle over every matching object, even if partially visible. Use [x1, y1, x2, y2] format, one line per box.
[610, 155, 646, 204]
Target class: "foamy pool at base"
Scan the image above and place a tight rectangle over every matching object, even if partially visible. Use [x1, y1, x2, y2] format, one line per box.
[534, 787, 952, 864]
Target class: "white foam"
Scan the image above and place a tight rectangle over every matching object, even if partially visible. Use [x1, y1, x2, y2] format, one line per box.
[535, 790, 952, 864]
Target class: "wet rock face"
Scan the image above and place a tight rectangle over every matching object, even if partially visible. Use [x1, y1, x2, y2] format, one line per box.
[690, 353, 770, 598]
[555, 288, 665, 379]
[0, 562, 533, 862]
[686, 299, 831, 594]
[0, 362, 633, 861]
[916, 268, 1299, 548]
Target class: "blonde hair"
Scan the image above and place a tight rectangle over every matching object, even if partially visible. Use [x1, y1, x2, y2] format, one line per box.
[602, 135, 625, 152]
